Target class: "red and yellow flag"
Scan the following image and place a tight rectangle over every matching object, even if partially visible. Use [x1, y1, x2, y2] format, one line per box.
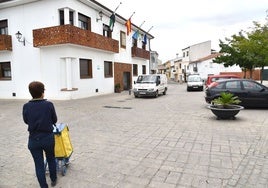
[125, 18, 131, 35]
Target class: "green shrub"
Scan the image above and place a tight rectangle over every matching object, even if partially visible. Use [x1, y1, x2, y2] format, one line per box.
[212, 92, 241, 108]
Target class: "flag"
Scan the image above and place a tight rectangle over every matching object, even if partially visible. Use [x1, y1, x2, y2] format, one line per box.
[109, 13, 115, 32]
[132, 30, 139, 40]
[125, 18, 131, 35]
[143, 34, 147, 45]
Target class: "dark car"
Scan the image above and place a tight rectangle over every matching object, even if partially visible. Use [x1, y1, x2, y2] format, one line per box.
[205, 79, 268, 108]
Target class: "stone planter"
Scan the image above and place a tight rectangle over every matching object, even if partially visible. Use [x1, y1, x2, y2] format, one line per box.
[207, 104, 244, 120]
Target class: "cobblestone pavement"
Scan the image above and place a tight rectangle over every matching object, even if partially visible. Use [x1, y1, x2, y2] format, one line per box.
[0, 82, 268, 188]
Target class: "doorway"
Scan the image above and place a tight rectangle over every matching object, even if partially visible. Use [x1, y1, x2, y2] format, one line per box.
[123, 72, 131, 90]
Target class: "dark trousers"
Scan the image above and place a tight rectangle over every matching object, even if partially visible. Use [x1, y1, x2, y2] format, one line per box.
[28, 133, 57, 188]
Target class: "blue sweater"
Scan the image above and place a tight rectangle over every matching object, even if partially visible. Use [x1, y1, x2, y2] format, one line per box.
[23, 99, 57, 139]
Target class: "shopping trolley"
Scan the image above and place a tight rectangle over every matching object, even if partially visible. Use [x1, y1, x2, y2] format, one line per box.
[45, 123, 73, 176]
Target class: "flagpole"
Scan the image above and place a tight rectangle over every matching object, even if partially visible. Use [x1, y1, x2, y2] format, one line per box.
[114, 2, 122, 13]
[128, 12, 135, 19]
[139, 21, 145, 28]
[147, 26, 154, 33]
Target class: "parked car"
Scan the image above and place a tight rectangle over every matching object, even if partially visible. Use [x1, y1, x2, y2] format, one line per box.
[205, 74, 241, 88]
[187, 74, 204, 91]
[133, 74, 168, 98]
[205, 79, 268, 108]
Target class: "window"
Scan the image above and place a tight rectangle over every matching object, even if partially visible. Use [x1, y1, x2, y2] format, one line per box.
[103, 24, 112, 38]
[79, 59, 92, 79]
[142, 65, 146, 74]
[0, 19, 8, 34]
[186, 51, 189, 56]
[226, 81, 241, 89]
[214, 82, 225, 89]
[59, 10, 74, 25]
[104, 61, 113, 77]
[70, 11, 74, 25]
[242, 81, 262, 91]
[142, 34, 146, 49]
[78, 13, 91, 31]
[142, 43, 146, 50]
[120, 31, 126, 48]
[0, 62, 11, 80]
[132, 38, 137, 47]
[133, 64, 138, 76]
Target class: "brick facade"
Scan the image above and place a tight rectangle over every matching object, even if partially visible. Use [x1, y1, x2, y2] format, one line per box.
[114, 62, 132, 92]
[131, 46, 150, 60]
[33, 25, 119, 53]
[220, 69, 261, 80]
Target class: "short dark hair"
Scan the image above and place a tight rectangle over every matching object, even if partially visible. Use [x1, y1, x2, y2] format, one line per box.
[28, 81, 45, 98]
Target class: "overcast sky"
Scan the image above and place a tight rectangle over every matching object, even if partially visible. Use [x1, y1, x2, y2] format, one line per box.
[98, 0, 268, 62]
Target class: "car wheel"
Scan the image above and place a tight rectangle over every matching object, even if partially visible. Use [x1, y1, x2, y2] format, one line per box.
[155, 90, 159, 98]
[163, 88, 167, 95]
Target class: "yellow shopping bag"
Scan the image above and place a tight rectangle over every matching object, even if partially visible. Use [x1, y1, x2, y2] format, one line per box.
[54, 124, 73, 158]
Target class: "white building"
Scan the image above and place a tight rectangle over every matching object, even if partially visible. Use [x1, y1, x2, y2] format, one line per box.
[173, 57, 183, 82]
[0, 0, 154, 100]
[180, 40, 241, 81]
[149, 51, 159, 74]
[180, 40, 212, 81]
[188, 52, 242, 81]
[182, 40, 211, 62]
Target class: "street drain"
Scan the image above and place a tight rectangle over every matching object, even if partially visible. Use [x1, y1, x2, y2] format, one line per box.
[121, 107, 132, 109]
[103, 105, 132, 109]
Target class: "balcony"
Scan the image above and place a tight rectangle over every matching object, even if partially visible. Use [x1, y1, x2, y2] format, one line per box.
[33, 25, 119, 53]
[131, 46, 150, 60]
[0, 35, 12, 51]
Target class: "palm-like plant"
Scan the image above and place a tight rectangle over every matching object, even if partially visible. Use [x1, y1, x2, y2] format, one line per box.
[212, 92, 241, 108]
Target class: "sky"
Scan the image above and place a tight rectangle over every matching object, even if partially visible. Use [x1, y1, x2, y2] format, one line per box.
[97, 0, 268, 62]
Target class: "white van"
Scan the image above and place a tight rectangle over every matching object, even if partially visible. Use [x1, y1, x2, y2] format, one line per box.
[133, 74, 168, 98]
[187, 74, 204, 91]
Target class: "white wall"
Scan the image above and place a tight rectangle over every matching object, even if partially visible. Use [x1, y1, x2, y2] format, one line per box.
[195, 59, 241, 81]
[0, 0, 150, 99]
[189, 41, 211, 61]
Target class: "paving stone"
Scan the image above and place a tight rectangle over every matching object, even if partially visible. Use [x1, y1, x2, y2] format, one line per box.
[1, 83, 268, 187]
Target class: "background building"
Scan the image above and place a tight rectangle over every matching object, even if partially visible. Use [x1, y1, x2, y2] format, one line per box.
[188, 52, 241, 81]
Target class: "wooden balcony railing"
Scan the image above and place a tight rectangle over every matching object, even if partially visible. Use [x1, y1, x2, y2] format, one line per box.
[131, 46, 150, 60]
[0, 35, 12, 51]
[33, 25, 119, 53]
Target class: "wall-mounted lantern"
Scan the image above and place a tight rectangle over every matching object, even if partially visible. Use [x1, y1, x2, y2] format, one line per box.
[15, 31, 25, 46]
[96, 11, 103, 22]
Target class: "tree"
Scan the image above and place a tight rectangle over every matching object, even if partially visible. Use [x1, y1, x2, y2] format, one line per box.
[233, 31, 255, 78]
[214, 19, 268, 81]
[245, 22, 268, 82]
[213, 33, 254, 78]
